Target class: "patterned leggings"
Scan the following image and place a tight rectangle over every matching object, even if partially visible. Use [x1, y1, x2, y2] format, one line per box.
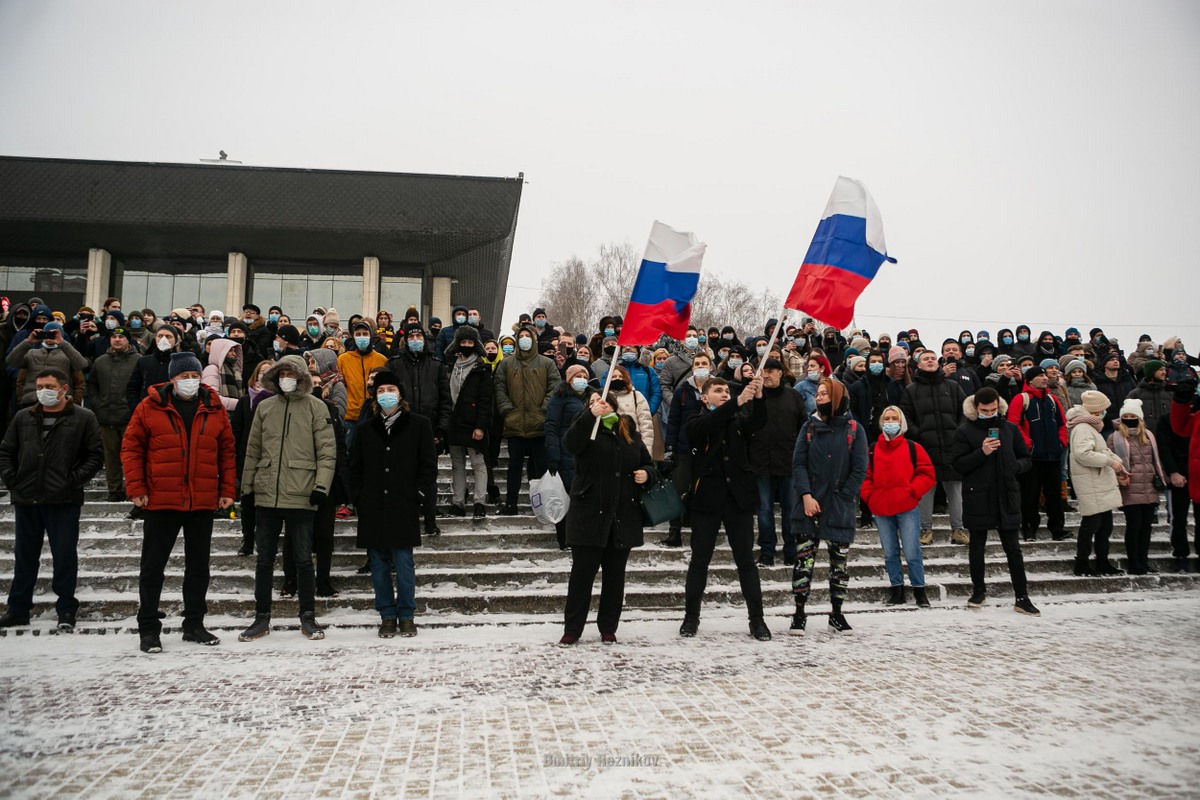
[792, 537, 850, 604]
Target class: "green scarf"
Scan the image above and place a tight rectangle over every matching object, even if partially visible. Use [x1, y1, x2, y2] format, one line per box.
[600, 412, 618, 430]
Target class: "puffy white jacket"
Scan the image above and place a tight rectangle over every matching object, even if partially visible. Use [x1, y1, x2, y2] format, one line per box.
[1067, 407, 1123, 517]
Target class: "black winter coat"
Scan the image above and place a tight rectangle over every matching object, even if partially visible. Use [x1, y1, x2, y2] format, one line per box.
[126, 349, 174, 411]
[446, 360, 494, 451]
[562, 410, 654, 549]
[951, 406, 1031, 531]
[848, 371, 890, 438]
[1093, 369, 1137, 433]
[387, 351, 453, 438]
[791, 411, 869, 544]
[544, 385, 587, 487]
[349, 410, 437, 550]
[901, 370, 966, 480]
[748, 385, 807, 476]
[0, 403, 103, 505]
[686, 397, 767, 514]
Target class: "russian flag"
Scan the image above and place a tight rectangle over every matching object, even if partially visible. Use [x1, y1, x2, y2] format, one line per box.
[618, 221, 706, 346]
[785, 176, 896, 329]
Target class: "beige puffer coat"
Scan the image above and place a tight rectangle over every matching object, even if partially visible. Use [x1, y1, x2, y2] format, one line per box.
[1067, 407, 1123, 517]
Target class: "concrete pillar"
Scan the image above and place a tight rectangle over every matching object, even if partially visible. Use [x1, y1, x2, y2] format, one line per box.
[85, 248, 111, 311]
[362, 256, 380, 317]
[226, 252, 248, 314]
[431, 276, 453, 323]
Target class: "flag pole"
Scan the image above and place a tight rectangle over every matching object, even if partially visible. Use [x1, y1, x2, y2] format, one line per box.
[754, 299, 792, 378]
[589, 361, 618, 440]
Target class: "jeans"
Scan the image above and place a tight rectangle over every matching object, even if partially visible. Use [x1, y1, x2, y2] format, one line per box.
[1077, 511, 1114, 565]
[920, 481, 962, 530]
[255, 507, 316, 615]
[1019, 459, 1066, 534]
[137, 509, 213, 634]
[1122, 503, 1156, 573]
[1168, 485, 1198, 559]
[99, 423, 127, 497]
[563, 539, 631, 637]
[368, 548, 415, 621]
[506, 436, 546, 507]
[686, 504, 764, 619]
[876, 507, 925, 587]
[755, 475, 795, 559]
[968, 529, 1027, 598]
[450, 444, 488, 506]
[8, 504, 81, 618]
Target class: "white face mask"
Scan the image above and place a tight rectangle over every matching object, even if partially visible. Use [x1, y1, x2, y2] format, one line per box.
[156, 337, 173, 352]
[278, 376, 298, 393]
[174, 378, 201, 398]
[105, 318, 118, 330]
[517, 337, 533, 351]
[36, 388, 62, 407]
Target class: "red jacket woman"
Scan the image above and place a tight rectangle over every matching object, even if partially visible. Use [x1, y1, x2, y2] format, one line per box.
[1170, 395, 1200, 503]
[861, 420, 937, 516]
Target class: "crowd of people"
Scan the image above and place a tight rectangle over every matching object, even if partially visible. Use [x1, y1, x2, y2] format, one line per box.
[1, 295, 1198, 651]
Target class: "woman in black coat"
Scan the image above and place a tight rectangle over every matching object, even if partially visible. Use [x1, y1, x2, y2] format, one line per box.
[348, 372, 437, 638]
[558, 392, 654, 645]
[444, 326, 494, 518]
[544, 364, 590, 549]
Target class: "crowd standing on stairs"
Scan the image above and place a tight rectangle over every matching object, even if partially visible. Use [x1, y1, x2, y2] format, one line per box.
[0, 294, 1198, 650]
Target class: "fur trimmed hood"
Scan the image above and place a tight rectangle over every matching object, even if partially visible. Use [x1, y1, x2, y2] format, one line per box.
[962, 394, 1009, 421]
[261, 354, 314, 396]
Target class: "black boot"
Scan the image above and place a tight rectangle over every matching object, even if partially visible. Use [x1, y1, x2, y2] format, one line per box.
[1073, 558, 1095, 577]
[679, 600, 700, 637]
[886, 585, 906, 605]
[659, 524, 683, 548]
[424, 515, 441, 536]
[913, 587, 931, 607]
[749, 617, 772, 641]
[237, 536, 254, 557]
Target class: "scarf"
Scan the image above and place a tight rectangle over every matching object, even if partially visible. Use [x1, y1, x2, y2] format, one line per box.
[1067, 412, 1103, 433]
[450, 353, 478, 403]
[221, 363, 244, 400]
[383, 408, 402, 431]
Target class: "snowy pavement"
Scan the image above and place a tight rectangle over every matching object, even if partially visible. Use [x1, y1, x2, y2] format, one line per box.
[2, 593, 1199, 799]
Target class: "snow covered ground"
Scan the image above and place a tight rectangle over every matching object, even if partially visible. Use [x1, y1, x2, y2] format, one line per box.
[2, 592, 1199, 799]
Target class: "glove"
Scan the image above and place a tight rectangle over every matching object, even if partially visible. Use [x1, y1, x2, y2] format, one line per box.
[309, 490, 328, 507]
[240, 492, 254, 504]
[546, 462, 559, 476]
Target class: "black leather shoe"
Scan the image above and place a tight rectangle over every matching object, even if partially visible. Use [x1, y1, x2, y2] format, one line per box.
[749, 618, 772, 641]
[0, 612, 30, 627]
[678, 615, 699, 637]
[140, 634, 162, 653]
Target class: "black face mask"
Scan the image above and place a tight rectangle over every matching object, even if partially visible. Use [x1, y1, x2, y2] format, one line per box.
[611, 380, 627, 392]
[603, 345, 616, 358]
[459, 345, 474, 356]
[817, 401, 834, 418]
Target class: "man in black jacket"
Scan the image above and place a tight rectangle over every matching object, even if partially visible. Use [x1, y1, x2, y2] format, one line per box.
[0, 368, 103, 630]
[86, 327, 139, 501]
[1158, 405, 1196, 572]
[127, 325, 182, 410]
[679, 374, 771, 641]
[749, 359, 806, 566]
[660, 351, 712, 547]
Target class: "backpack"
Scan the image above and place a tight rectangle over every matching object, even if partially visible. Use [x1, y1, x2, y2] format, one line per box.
[805, 418, 858, 449]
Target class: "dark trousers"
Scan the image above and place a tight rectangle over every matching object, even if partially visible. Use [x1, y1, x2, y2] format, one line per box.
[99, 423, 127, 497]
[668, 451, 693, 536]
[686, 505, 764, 619]
[283, 499, 336, 587]
[1020, 459, 1066, 534]
[506, 436, 546, 507]
[239, 490, 257, 549]
[1077, 511, 1114, 565]
[137, 509, 213, 635]
[968, 528, 1028, 598]
[255, 507, 316, 615]
[563, 538, 631, 637]
[8, 504, 81, 618]
[1123, 503, 1156, 573]
[1168, 486, 1198, 559]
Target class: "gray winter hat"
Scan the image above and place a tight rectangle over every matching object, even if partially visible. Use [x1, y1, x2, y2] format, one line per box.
[168, 351, 203, 379]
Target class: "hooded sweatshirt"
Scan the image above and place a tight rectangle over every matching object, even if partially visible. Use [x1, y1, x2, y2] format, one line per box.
[201, 338, 244, 412]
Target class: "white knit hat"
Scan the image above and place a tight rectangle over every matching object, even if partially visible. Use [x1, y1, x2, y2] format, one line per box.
[1119, 397, 1144, 422]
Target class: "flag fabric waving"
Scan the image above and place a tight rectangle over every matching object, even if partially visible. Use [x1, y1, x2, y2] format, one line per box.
[617, 221, 707, 346]
[784, 176, 896, 329]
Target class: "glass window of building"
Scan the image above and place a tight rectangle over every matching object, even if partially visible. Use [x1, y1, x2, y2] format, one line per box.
[115, 258, 227, 316]
[249, 260, 363, 319]
[379, 266, 423, 319]
[0, 256, 87, 313]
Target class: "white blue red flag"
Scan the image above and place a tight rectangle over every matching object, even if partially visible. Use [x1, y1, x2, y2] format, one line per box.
[785, 176, 896, 329]
[617, 221, 706, 346]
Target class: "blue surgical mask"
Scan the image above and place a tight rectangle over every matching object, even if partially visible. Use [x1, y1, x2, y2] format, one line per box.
[621, 352, 637, 364]
[698, 335, 707, 344]
[1018, 332, 1029, 342]
[354, 336, 371, 350]
[502, 344, 514, 356]
[518, 337, 533, 351]
[728, 358, 743, 369]
[130, 319, 142, 329]
[756, 346, 767, 357]
[571, 377, 588, 392]
[268, 314, 280, 323]
[966, 347, 975, 358]
[692, 367, 710, 382]
[978, 411, 997, 420]
[455, 314, 467, 325]
[408, 338, 424, 353]
[534, 318, 546, 328]
[604, 328, 615, 337]
[961, 336, 971, 344]
[882, 422, 902, 437]
[707, 403, 718, 411]
[1002, 336, 1013, 345]
[273, 340, 282, 353]
[869, 363, 884, 375]
[377, 392, 399, 411]
[467, 314, 479, 325]
[807, 370, 821, 382]
[794, 336, 806, 347]
[684, 336, 699, 350]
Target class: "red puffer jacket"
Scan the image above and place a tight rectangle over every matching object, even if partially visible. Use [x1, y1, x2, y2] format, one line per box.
[860, 434, 937, 517]
[1170, 399, 1200, 502]
[121, 383, 237, 511]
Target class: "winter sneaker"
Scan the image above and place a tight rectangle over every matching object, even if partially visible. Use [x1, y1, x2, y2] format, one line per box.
[182, 624, 220, 646]
[0, 612, 30, 627]
[659, 533, 682, 548]
[828, 613, 853, 633]
[140, 634, 162, 653]
[558, 633, 579, 646]
[601, 632, 617, 645]
[886, 585, 906, 605]
[473, 503, 487, 519]
[678, 615, 700, 638]
[951, 529, 970, 545]
[239, 614, 271, 642]
[335, 504, 354, 520]
[1050, 530, 1073, 541]
[378, 618, 398, 639]
[1013, 596, 1041, 616]
[967, 591, 987, 609]
[299, 612, 325, 640]
[787, 612, 807, 636]
[237, 539, 254, 557]
[756, 551, 775, 567]
[913, 587, 931, 608]
[57, 612, 76, 633]
[398, 620, 417, 637]
[919, 529, 933, 546]
[449, 503, 467, 517]
[1021, 528, 1037, 542]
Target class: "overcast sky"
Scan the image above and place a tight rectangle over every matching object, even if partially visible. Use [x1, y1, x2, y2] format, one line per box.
[1, 0, 1196, 349]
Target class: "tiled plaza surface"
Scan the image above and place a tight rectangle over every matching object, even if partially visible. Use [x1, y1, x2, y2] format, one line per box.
[2, 592, 1198, 798]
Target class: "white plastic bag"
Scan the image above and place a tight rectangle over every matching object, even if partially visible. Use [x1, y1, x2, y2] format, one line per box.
[529, 471, 570, 525]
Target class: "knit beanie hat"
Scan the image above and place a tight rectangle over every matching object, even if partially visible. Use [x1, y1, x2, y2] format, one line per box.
[1119, 398, 1144, 421]
[994, 354, 1014, 370]
[168, 351, 203, 378]
[847, 355, 866, 372]
[1143, 359, 1165, 381]
[850, 336, 871, 353]
[1080, 390, 1110, 416]
[1023, 365, 1046, 384]
[324, 308, 341, 328]
[1039, 358, 1059, 370]
[1064, 359, 1087, 376]
[1101, 351, 1121, 366]
[887, 346, 908, 364]
[276, 324, 301, 347]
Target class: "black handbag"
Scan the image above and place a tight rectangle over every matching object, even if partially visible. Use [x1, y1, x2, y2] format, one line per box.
[640, 471, 686, 526]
